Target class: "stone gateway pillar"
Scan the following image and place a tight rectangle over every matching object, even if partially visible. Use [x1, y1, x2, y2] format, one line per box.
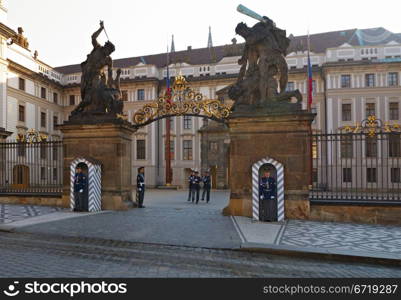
[58, 22, 138, 211]
[223, 111, 315, 220]
[60, 123, 137, 210]
[222, 10, 317, 221]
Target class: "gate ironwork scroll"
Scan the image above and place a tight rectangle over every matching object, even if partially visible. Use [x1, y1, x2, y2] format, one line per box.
[132, 75, 231, 127]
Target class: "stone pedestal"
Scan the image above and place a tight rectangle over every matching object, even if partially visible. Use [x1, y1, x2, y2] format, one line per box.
[0, 127, 12, 142]
[223, 111, 315, 220]
[60, 123, 137, 210]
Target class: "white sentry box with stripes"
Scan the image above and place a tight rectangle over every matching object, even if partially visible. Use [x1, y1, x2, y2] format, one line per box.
[70, 157, 102, 212]
[252, 157, 285, 222]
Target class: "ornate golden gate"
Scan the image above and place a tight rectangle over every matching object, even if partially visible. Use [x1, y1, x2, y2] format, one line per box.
[132, 75, 231, 127]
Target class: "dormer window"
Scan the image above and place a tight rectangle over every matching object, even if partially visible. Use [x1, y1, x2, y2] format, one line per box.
[121, 69, 130, 76]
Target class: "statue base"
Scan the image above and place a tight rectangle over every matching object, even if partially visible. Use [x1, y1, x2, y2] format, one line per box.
[223, 109, 315, 220]
[59, 122, 137, 210]
[232, 101, 302, 115]
[65, 111, 128, 126]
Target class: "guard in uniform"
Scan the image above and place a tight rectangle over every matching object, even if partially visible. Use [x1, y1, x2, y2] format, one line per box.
[187, 170, 195, 202]
[201, 171, 211, 203]
[137, 167, 145, 208]
[73, 166, 87, 212]
[259, 171, 277, 221]
[192, 171, 201, 204]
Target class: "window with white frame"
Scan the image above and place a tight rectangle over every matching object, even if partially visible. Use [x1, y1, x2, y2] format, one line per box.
[183, 116, 192, 130]
[286, 82, 295, 91]
[136, 139, 146, 160]
[365, 103, 375, 118]
[183, 140, 193, 160]
[365, 74, 375, 87]
[389, 102, 399, 120]
[137, 89, 145, 101]
[388, 72, 399, 87]
[342, 103, 352, 121]
[341, 75, 351, 88]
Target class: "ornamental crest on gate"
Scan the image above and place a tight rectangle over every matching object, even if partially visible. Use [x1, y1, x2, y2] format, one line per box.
[16, 129, 48, 143]
[340, 115, 401, 138]
[132, 75, 231, 127]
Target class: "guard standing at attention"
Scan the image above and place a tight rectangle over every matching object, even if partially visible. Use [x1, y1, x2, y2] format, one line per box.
[259, 171, 277, 221]
[187, 169, 195, 202]
[201, 171, 211, 203]
[73, 166, 87, 212]
[137, 167, 146, 208]
[192, 171, 201, 204]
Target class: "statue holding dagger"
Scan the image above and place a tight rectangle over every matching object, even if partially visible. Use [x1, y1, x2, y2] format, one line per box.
[70, 21, 124, 122]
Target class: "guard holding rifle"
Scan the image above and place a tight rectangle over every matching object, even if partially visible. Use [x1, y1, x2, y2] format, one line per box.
[201, 171, 211, 203]
[259, 171, 277, 221]
[191, 171, 201, 204]
[137, 167, 145, 208]
[187, 169, 195, 202]
[73, 166, 87, 212]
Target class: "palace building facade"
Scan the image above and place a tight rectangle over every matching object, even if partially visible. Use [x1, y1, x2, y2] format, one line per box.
[0, 2, 400, 188]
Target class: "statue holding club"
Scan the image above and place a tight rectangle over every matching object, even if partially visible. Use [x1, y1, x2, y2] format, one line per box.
[229, 5, 302, 111]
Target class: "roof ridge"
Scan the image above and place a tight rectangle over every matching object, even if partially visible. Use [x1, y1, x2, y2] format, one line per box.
[54, 27, 397, 73]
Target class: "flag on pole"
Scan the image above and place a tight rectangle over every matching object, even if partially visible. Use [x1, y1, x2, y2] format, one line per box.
[307, 32, 313, 111]
[165, 44, 173, 185]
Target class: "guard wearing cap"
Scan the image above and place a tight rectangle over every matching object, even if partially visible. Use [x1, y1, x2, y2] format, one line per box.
[187, 169, 195, 202]
[137, 167, 145, 208]
[259, 171, 277, 221]
[191, 171, 201, 204]
[73, 166, 87, 212]
[201, 171, 211, 203]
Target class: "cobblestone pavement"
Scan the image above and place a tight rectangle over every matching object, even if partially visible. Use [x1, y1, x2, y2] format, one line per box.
[279, 220, 401, 254]
[1, 232, 401, 278]
[0, 204, 63, 224]
[14, 190, 241, 249]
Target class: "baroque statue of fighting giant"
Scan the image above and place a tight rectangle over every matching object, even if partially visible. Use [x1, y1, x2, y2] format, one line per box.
[70, 21, 123, 122]
[229, 5, 302, 111]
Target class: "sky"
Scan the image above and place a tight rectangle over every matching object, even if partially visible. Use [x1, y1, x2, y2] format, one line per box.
[5, 0, 401, 67]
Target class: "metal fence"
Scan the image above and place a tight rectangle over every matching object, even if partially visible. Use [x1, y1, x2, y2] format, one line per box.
[0, 140, 63, 195]
[311, 132, 401, 204]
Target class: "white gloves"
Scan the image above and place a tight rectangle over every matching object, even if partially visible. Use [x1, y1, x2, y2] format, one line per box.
[79, 189, 83, 193]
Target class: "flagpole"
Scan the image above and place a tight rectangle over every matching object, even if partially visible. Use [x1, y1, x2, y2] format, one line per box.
[307, 30, 312, 112]
[165, 45, 173, 186]
[307, 30, 314, 189]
